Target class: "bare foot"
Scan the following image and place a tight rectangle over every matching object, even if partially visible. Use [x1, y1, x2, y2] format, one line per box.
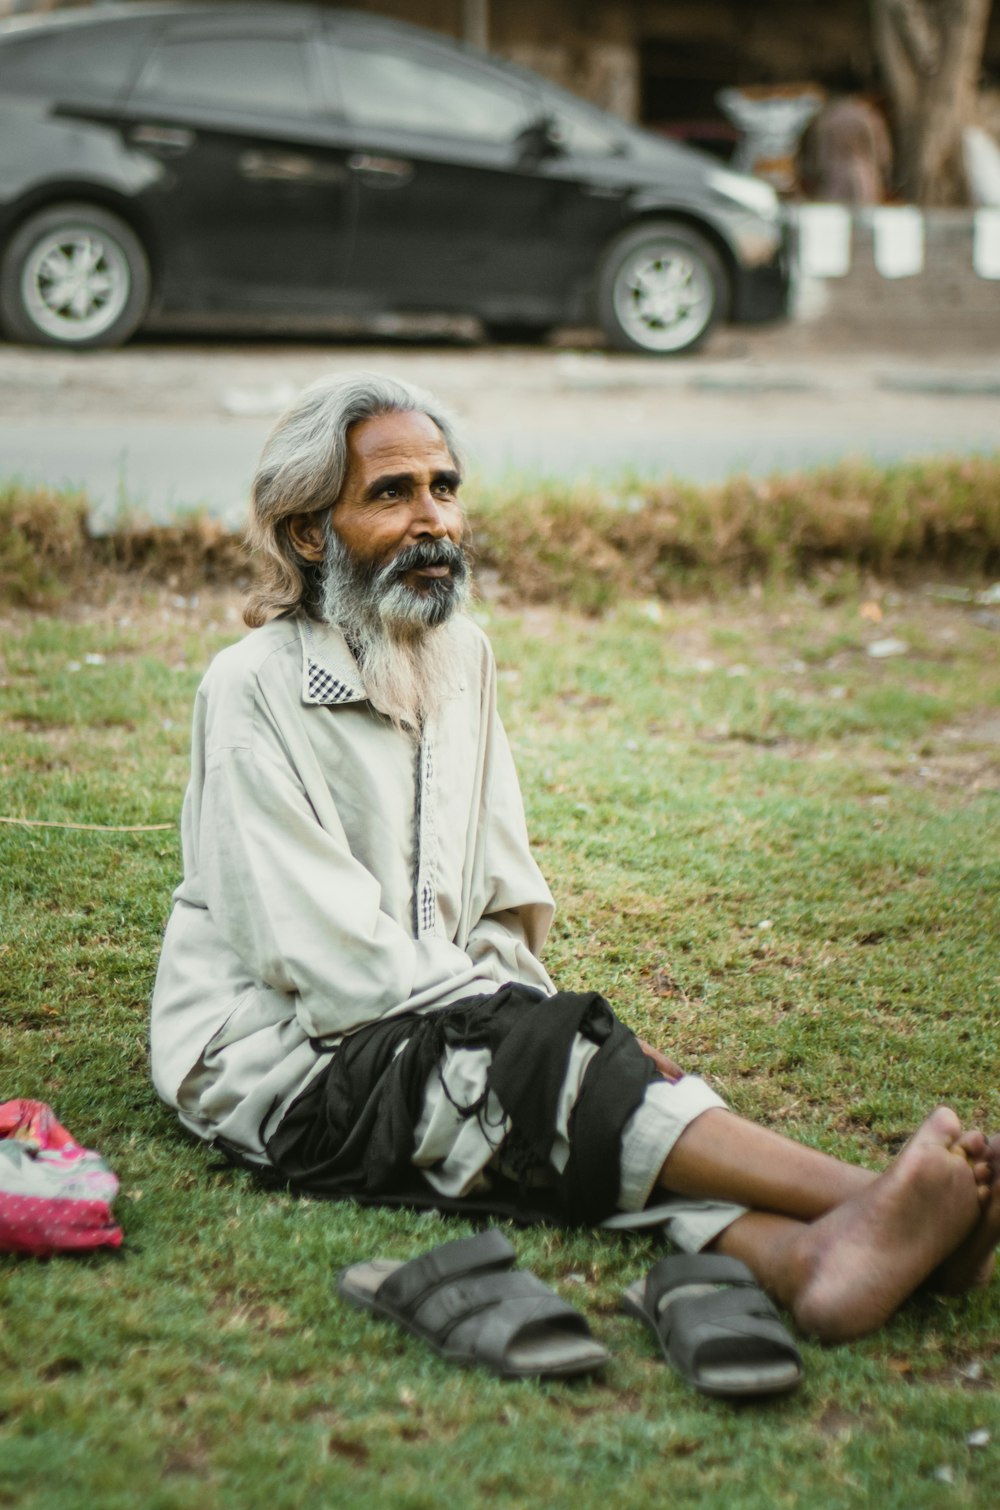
[951, 1129, 993, 1199]
[790, 1108, 982, 1343]
[932, 1132, 1000, 1294]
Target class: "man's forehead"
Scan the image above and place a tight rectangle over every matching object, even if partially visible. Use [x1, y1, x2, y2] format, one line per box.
[345, 410, 456, 477]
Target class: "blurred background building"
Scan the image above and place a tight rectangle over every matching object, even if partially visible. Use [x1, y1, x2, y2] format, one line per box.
[2, 0, 999, 204]
[2, 3, 995, 126]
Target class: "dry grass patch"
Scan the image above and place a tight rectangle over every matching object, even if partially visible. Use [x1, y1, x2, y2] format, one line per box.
[0, 484, 91, 607]
[472, 456, 1000, 610]
[4, 456, 1000, 615]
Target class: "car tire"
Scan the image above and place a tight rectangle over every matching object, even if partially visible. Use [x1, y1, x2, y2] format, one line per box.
[597, 221, 729, 356]
[0, 203, 150, 349]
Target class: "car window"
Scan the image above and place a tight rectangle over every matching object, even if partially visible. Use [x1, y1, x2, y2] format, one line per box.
[134, 36, 315, 117]
[0, 19, 154, 98]
[325, 41, 531, 143]
[546, 98, 624, 158]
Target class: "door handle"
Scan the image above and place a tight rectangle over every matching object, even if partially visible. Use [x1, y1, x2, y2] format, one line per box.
[239, 150, 346, 184]
[130, 123, 194, 154]
[347, 153, 413, 186]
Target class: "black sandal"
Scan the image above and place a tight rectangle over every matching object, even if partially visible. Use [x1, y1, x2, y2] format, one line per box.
[338, 1229, 609, 1379]
[621, 1253, 803, 1398]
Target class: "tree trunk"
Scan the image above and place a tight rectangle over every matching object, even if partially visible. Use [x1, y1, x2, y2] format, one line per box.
[872, 0, 993, 204]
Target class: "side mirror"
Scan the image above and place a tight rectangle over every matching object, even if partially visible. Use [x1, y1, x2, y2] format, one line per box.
[516, 114, 566, 162]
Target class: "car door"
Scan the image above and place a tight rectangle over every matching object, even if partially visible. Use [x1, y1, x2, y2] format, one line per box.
[121, 14, 357, 311]
[315, 26, 571, 319]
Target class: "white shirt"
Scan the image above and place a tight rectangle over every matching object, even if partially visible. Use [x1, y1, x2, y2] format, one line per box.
[149, 612, 555, 1158]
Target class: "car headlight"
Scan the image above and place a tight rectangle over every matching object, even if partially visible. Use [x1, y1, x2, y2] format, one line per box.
[708, 168, 781, 221]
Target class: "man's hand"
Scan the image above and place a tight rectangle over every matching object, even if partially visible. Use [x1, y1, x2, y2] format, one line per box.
[636, 1037, 683, 1082]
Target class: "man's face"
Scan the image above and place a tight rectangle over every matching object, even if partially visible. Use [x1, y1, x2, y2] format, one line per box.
[313, 409, 470, 637]
[334, 410, 465, 584]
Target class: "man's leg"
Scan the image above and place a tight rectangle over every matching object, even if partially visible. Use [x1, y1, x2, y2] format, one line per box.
[653, 1103, 877, 1217]
[657, 1105, 997, 1343]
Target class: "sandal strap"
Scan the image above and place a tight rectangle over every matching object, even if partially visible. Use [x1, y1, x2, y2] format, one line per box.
[643, 1253, 758, 1313]
[378, 1229, 515, 1315]
[409, 1269, 562, 1343]
[658, 1286, 781, 1340]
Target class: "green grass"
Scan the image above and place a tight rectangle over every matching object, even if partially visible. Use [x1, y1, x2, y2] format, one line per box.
[1, 581, 999, 1508]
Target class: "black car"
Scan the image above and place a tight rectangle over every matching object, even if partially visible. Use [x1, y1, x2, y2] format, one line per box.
[0, 3, 788, 353]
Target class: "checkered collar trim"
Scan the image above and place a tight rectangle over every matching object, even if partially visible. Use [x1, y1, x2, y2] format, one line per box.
[299, 618, 365, 707]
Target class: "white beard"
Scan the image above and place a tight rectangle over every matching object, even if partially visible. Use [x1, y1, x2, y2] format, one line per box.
[350, 617, 463, 733]
[318, 531, 469, 733]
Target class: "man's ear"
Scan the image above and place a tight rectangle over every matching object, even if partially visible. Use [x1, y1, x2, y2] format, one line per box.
[287, 511, 329, 562]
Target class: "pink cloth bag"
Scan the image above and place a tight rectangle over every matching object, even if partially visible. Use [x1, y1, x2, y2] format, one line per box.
[0, 1099, 123, 1255]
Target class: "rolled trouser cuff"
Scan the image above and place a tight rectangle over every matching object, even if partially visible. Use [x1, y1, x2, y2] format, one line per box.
[618, 1073, 729, 1211]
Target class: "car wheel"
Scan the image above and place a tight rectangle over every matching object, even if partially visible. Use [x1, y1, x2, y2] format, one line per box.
[0, 204, 150, 348]
[597, 221, 729, 355]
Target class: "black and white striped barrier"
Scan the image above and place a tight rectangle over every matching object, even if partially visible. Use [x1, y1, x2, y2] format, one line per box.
[784, 206, 1000, 339]
[792, 204, 1000, 280]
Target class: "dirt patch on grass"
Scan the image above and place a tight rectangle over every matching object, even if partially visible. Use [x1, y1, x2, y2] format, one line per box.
[905, 753, 1000, 794]
[895, 713, 1000, 794]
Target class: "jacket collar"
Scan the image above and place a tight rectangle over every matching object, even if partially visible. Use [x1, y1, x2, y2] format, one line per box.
[298, 617, 366, 707]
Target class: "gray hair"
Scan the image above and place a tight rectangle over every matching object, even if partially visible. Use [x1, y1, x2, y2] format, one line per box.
[243, 372, 465, 627]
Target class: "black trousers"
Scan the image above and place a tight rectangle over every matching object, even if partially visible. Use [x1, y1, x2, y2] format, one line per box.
[260, 983, 659, 1226]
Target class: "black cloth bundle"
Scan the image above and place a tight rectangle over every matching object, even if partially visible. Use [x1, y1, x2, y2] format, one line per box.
[261, 983, 659, 1226]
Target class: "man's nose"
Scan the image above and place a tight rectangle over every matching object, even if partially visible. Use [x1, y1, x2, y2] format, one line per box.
[410, 489, 449, 538]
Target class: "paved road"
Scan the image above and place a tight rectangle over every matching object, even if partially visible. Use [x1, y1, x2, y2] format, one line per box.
[2, 328, 998, 530]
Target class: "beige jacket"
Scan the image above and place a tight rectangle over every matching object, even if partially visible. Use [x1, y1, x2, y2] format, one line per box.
[149, 613, 555, 1159]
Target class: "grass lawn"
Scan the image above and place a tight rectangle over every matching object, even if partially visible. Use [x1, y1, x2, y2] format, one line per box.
[1, 576, 998, 1509]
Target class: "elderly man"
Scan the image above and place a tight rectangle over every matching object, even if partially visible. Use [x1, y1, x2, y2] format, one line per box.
[151, 373, 998, 1368]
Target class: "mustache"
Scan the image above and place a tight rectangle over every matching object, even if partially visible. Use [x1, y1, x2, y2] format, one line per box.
[376, 538, 469, 586]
